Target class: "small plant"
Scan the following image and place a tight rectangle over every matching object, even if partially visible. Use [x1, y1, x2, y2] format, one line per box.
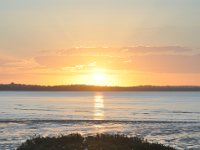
[17, 134, 176, 150]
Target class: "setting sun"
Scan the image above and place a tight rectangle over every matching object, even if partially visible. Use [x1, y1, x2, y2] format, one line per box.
[71, 68, 118, 86]
[93, 73, 106, 83]
[92, 69, 107, 86]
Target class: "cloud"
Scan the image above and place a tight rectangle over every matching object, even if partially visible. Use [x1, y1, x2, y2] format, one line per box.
[1, 46, 199, 76]
[0, 55, 45, 77]
[40, 46, 191, 57]
[34, 55, 122, 69]
[121, 46, 191, 54]
[116, 54, 200, 73]
[34, 54, 200, 74]
[34, 46, 198, 73]
[0, 46, 200, 85]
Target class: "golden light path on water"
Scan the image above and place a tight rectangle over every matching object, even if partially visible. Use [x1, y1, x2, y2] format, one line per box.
[94, 93, 104, 120]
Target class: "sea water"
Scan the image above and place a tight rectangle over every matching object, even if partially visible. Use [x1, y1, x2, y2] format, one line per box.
[0, 92, 200, 149]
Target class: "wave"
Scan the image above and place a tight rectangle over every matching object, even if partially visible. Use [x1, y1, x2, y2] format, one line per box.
[171, 111, 200, 114]
[14, 108, 58, 112]
[0, 119, 199, 124]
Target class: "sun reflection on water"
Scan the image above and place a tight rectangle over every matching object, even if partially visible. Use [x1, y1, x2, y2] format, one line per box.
[94, 93, 104, 120]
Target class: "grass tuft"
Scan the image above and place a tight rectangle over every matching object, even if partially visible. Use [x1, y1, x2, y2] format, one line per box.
[17, 134, 176, 150]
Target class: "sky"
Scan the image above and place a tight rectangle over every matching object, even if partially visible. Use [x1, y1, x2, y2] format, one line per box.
[0, 0, 200, 86]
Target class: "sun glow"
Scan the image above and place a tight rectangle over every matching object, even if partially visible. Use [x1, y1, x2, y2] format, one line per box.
[92, 69, 107, 86]
[93, 73, 106, 83]
[72, 68, 117, 86]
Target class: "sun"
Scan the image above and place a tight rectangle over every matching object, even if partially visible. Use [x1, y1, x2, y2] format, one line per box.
[93, 73, 106, 82]
[92, 69, 107, 85]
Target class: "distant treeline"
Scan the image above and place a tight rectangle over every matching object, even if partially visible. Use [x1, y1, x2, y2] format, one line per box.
[0, 83, 200, 91]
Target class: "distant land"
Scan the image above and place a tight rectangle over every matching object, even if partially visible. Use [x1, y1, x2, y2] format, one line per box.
[0, 83, 200, 91]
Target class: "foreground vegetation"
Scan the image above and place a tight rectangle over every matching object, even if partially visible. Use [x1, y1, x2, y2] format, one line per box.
[17, 134, 176, 150]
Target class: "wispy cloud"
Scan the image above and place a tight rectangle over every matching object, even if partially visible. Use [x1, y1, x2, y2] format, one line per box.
[41, 46, 191, 56]
[0, 46, 200, 85]
[121, 46, 191, 54]
[118, 54, 200, 73]
[34, 46, 199, 73]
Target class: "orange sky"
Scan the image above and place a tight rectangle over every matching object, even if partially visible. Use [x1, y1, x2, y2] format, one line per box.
[0, 0, 200, 86]
[0, 47, 200, 86]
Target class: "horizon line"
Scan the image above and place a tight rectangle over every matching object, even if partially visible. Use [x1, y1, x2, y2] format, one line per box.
[1, 82, 200, 88]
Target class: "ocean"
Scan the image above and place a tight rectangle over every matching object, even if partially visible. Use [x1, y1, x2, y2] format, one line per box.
[0, 92, 200, 150]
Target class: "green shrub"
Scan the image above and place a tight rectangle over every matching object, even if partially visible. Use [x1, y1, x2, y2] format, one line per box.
[17, 134, 176, 150]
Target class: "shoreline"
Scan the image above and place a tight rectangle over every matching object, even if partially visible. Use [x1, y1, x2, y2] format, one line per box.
[1, 84, 200, 91]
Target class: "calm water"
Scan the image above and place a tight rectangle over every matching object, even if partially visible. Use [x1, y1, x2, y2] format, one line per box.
[0, 92, 200, 150]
